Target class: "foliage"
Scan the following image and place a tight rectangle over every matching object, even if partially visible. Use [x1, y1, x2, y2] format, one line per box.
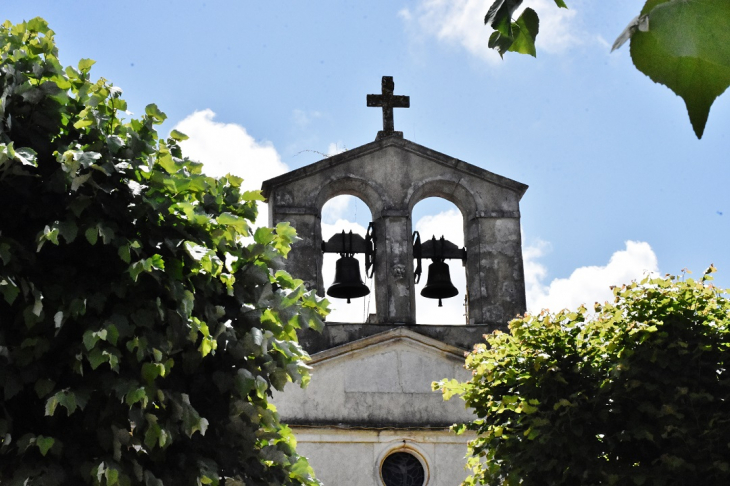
[437, 267, 730, 485]
[484, 0, 730, 139]
[0, 18, 327, 486]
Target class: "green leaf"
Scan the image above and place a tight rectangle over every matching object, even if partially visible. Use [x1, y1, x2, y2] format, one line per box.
[34, 378, 55, 398]
[142, 362, 162, 383]
[46, 390, 77, 416]
[98, 224, 114, 244]
[129, 261, 144, 282]
[78, 58, 96, 73]
[118, 244, 131, 263]
[83, 330, 99, 350]
[241, 190, 266, 202]
[628, 0, 730, 138]
[45, 394, 60, 416]
[235, 369, 256, 397]
[144, 422, 163, 449]
[509, 8, 539, 57]
[218, 212, 249, 234]
[106, 134, 124, 153]
[85, 227, 98, 245]
[105, 468, 119, 486]
[145, 103, 167, 123]
[553, 0, 568, 7]
[199, 337, 215, 357]
[157, 153, 177, 173]
[27, 17, 50, 33]
[106, 324, 119, 345]
[254, 227, 275, 245]
[485, 0, 522, 37]
[58, 220, 78, 243]
[14, 147, 38, 167]
[255, 375, 268, 396]
[87, 348, 108, 369]
[169, 129, 189, 141]
[0, 279, 20, 305]
[36, 436, 55, 456]
[125, 387, 147, 407]
[0, 242, 11, 265]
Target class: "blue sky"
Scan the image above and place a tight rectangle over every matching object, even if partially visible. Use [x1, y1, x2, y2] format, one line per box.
[6, 1, 729, 322]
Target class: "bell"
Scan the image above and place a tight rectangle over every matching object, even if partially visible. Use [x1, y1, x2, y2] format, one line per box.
[421, 261, 458, 307]
[327, 256, 370, 303]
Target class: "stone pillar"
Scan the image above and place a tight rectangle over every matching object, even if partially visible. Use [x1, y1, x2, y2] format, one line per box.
[465, 216, 525, 327]
[272, 211, 322, 293]
[374, 210, 415, 324]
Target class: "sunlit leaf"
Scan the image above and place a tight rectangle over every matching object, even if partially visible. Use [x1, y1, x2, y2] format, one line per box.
[169, 129, 189, 141]
[78, 58, 95, 73]
[628, 0, 730, 138]
[509, 8, 539, 57]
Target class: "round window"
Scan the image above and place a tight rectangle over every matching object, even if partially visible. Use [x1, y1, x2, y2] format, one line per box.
[381, 451, 426, 486]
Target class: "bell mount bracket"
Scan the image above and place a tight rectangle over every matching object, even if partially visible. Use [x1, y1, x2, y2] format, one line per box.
[321, 223, 377, 278]
[412, 232, 466, 283]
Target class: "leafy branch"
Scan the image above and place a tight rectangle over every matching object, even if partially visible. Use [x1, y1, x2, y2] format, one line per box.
[484, 0, 730, 138]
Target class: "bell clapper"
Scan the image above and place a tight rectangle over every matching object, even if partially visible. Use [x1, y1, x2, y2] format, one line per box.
[438, 298, 443, 307]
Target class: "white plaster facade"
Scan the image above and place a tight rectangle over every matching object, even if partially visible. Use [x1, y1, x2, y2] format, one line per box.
[273, 328, 476, 485]
[291, 428, 474, 486]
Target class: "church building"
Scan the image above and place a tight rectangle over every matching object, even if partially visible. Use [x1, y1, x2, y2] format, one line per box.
[263, 77, 528, 486]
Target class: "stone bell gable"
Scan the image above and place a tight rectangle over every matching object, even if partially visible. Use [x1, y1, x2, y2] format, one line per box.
[261, 135, 528, 344]
[264, 77, 530, 486]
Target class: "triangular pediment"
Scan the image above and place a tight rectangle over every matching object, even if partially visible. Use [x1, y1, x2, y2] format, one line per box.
[308, 327, 466, 365]
[262, 136, 527, 200]
[273, 328, 473, 427]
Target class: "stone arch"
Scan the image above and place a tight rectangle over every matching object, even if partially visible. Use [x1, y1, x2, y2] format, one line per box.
[315, 175, 388, 220]
[406, 177, 478, 224]
[411, 197, 467, 325]
[263, 136, 527, 328]
[320, 194, 377, 323]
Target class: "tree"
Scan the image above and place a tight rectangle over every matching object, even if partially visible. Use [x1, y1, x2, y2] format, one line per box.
[483, 0, 730, 139]
[0, 18, 328, 486]
[437, 267, 730, 485]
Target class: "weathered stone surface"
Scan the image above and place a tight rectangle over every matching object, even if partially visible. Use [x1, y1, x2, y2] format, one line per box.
[273, 328, 473, 428]
[366, 76, 410, 140]
[263, 81, 531, 484]
[262, 135, 528, 342]
[297, 323, 497, 354]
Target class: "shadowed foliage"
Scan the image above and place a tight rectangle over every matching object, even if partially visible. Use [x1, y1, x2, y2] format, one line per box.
[0, 18, 327, 486]
[438, 267, 730, 485]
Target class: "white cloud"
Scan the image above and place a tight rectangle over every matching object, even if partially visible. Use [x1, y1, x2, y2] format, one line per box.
[292, 109, 322, 128]
[411, 209, 659, 321]
[173, 109, 289, 225]
[525, 240, 659, 313]
[326, 142, 347, 156]
[400, 0, 579, 63]
[415, 208, 464, 246]
[321, 195, 354, 224]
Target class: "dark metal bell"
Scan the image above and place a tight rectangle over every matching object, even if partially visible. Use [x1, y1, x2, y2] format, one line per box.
[327, 256, 370, 303]
[421, 261, 458, 307]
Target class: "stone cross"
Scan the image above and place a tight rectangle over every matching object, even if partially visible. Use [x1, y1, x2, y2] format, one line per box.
[367, 76, 410, 140]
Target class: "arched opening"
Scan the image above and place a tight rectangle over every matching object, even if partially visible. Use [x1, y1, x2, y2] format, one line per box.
[412, 197, 467, 325]
[321, 195, 376, 323]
